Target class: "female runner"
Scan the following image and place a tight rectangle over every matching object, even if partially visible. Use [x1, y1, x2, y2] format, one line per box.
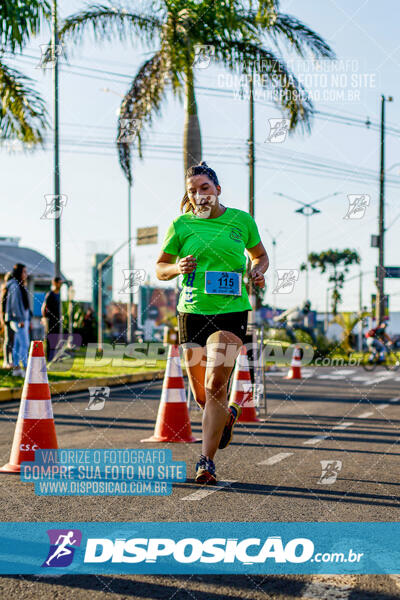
[156, 162, 269, 484]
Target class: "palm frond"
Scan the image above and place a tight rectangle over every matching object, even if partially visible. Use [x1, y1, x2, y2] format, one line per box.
[58, 3, 162, 48]
[0, 60, 48, 145]
[211, 40, 313, 132]
[0, 0, 50, 51]
[266, 13, 336, 58]
[117, 49, 172, 184]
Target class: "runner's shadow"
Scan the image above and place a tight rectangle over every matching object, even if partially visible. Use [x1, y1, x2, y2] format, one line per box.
[1, 574, 398, 599]
[184, 481, 400, 508]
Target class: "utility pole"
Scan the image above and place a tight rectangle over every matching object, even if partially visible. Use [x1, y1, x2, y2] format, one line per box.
[247, 73, 256, 322]
[376, 95, 393, 322]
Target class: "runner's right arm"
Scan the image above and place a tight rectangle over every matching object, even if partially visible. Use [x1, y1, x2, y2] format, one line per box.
[156, 252, 197, 281]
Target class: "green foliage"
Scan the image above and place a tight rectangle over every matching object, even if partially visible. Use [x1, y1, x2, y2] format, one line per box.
[59, 0, 335, 182]
[0, 0, 50, 51]
[0, 62, 48, 144]
[301, 248, 360, 315]
[333, 310, 367, 354]
[313, 333, 344, 360]
[0, 0, 49, 144]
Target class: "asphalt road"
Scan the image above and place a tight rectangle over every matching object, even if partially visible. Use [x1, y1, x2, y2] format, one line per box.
[0, 365, 399, 599]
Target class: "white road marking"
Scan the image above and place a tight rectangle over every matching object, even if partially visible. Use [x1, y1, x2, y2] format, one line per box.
[332, 422, 354, 430]
[303, 421, 354, 445]
[258, 452, 293, 466]
[377, 403, 389, 409]
[363, 374, 393, 385]
[303, 435, 329, 445]
[351, 376, 372, 382]
[182, 480, 236, 501]
[318, 375, 344, 380]
[358, 411, 374, 419]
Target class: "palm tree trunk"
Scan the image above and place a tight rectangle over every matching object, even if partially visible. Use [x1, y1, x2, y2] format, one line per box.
[183, 66, 202, 174]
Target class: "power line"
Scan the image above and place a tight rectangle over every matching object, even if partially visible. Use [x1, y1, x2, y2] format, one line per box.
[7, 51, 400, 137]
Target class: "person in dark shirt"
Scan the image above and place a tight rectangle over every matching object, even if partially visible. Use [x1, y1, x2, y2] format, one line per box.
[0, 272, 15, 368]
[41, 277, 62, 361]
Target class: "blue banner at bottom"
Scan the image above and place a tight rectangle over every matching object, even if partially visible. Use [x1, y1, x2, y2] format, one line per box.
[0, 522, 398, 574]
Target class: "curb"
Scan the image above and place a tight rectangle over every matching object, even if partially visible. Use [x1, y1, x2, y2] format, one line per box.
[0, 368, 184, 403]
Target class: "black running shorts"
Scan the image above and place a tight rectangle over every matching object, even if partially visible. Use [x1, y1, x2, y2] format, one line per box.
[177, 310, 248, 347]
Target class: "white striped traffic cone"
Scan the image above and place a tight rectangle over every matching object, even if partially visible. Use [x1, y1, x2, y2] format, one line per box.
[285, 346, 302, 379]
[0, 340, 58, 474]
[141, 344, 199, 443]
[229, 345, 264, 423]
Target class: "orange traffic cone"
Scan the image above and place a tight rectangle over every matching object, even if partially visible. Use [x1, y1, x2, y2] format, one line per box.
[229, 346, 264, 423]
[142, 344, 199, 443]
[285, 346, 302, 380]
[0, 340, 58, 474]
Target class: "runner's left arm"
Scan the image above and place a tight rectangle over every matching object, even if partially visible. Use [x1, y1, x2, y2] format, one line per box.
[246, 242, 269, 287]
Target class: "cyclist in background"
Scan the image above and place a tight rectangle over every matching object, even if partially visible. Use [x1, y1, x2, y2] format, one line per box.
[365, 320, 392, 363]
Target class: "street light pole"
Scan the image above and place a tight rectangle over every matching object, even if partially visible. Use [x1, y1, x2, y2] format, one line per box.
[52, 0, 62, 334]
[274, 192, 341, 303]
[127, 182, 133, 343]
[265, 229, 282, 316]
[305, 212, 310, 300]
[97, 237, 134, 350]
[52, 0, 61, 279]
[376, 94, 393, 322]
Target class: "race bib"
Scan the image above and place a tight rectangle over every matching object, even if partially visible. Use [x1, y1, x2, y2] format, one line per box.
[205, 271, 242, 296]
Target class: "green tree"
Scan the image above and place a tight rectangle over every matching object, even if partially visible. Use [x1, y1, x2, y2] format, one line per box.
[334, 310, 367, 354]
[58, 0, 335, 183]
[301, 249, 361, 315]
[0, 0, 49, 144]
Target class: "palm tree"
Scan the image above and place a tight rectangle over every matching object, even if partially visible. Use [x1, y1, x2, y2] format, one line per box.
[58, 0, 335, 183]
[0, 0, 49, 145]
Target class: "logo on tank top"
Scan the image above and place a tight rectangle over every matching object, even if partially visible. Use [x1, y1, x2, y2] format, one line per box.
[229, 227, 242, 242]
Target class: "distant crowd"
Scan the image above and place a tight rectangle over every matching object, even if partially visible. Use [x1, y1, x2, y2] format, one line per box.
[0, 264, 62, 376]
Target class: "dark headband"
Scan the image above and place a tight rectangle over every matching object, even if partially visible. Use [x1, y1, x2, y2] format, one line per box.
[186, 161, 219, 187]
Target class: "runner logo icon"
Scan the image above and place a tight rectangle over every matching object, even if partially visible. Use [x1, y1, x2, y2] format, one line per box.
[42, 529, 82, 568]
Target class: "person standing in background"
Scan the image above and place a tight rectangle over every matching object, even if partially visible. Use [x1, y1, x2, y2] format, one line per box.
[41, 276, 62, 361]
[0, 272, 15, 369]
[5, 263, 31, 377]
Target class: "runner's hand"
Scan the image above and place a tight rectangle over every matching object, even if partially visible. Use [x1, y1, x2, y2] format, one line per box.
[178, 255, 197, 274]
[250, 268, 265, 288]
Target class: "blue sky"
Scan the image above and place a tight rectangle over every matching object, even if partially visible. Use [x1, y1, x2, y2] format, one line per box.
[1, 0, 400, 313]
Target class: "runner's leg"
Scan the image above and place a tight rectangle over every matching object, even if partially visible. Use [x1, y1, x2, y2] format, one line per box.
[182, 345, 207, 409]
[202, 330, 242, 460]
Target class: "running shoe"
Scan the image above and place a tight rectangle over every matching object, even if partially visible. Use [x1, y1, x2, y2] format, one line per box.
[195, 455, 217, 485]
[218, 402, 242, 449]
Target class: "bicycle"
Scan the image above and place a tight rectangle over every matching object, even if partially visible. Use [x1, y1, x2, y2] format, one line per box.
[362, 343, 400, 372]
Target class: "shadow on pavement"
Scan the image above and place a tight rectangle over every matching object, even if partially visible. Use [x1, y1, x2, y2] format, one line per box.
[0, 574, 399, 600]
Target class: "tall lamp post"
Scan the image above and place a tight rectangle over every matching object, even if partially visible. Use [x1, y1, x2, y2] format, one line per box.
[97, 237, 134, 350]
[102, 87, 134, 343]
[274, 192, 340, 301]
[376, 94, 393, 322]
[265, 229, 282, 316]
[52, 0, 62, 334]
